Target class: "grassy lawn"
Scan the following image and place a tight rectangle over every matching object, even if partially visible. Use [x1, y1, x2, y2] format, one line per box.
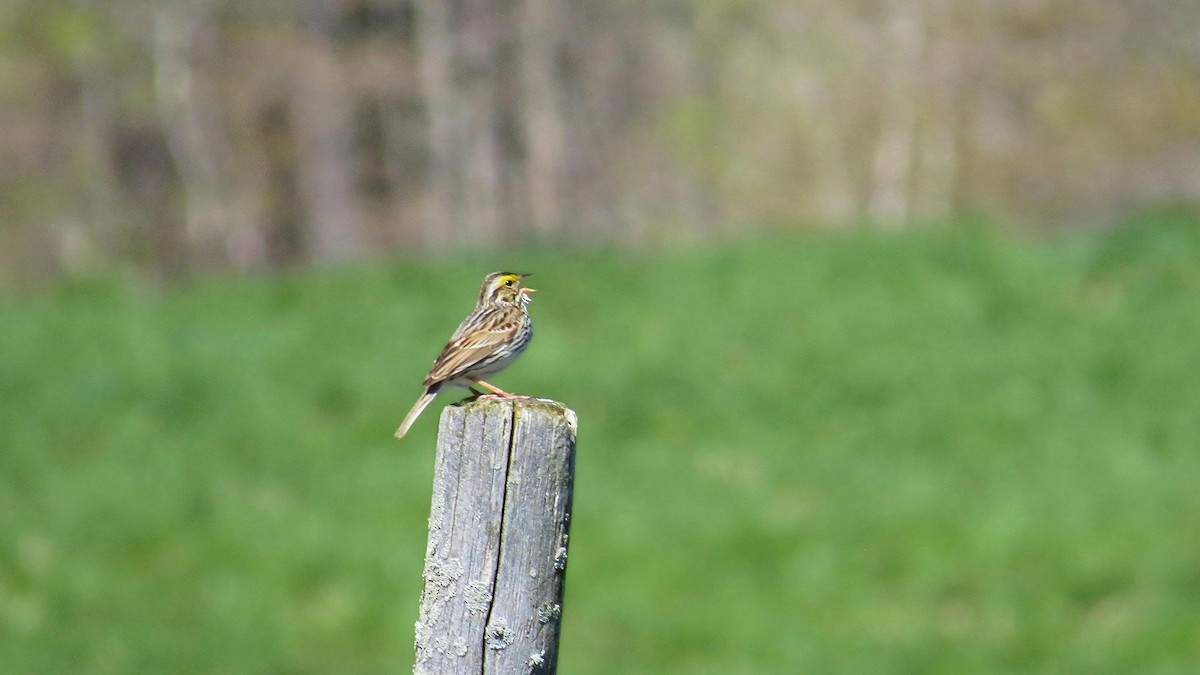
[2, 213, 1199, 673]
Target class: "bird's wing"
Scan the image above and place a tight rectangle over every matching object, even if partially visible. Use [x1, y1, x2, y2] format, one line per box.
[424, 306, 522, 386]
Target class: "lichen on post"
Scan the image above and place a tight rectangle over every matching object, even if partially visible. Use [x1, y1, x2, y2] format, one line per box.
[414, 398, 577, 675]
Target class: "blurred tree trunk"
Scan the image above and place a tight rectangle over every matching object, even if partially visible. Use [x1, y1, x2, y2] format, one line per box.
[414, 0, 456, 245]
[914, 22, 960, 222]
[153, 1, 229, 272]
[415, 0, 510, 246]
[292, 6, 368, 261]
[806, 75, 857, 223]
[519, 0, 568, 237]
[868, 2, 924, 226]
[71, 50, 122, 269]
[559, 2, 631, 240]
[256, 99, 306, 266]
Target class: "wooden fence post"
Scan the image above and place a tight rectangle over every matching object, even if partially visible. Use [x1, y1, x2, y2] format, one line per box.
[414, 398, 577, 674]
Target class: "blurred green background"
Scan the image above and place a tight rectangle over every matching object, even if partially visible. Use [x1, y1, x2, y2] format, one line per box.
[4, 0, 1200, 672]
[4, 211, 1200, 672]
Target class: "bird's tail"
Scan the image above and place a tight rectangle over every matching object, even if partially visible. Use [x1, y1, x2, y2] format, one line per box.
[395, 386, 439, 440]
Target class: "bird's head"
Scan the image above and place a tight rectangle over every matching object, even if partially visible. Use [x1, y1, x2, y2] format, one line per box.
[478, 272, 535, 308]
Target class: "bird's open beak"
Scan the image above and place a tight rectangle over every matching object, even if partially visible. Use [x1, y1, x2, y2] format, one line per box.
[520, 287, 536, 296]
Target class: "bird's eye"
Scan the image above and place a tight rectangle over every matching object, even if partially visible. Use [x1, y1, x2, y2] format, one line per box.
[503, 279, 514, 287]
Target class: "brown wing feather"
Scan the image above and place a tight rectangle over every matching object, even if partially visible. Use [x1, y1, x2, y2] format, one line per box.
[424, 305, 522, 386]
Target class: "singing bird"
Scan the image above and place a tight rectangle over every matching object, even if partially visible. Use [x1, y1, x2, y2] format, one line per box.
[394, 272, 536, 439]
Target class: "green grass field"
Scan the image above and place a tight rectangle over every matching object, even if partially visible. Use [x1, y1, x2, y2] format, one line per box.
[3, 213, 1200, 673]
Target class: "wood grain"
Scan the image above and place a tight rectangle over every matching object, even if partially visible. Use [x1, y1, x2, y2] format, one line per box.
[414, 398, 577, 675]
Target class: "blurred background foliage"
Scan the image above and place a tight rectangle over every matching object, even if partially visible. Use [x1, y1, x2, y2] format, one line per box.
[2, 0, 1200, 284]
[3, 1, 1200, 673]
[3, 212, 1200, 672]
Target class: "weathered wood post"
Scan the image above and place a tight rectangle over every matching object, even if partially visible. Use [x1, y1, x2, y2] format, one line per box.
[414, 397, 577, 674]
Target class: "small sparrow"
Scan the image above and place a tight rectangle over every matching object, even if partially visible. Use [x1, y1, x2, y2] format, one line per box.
[395, 272, 535, 439]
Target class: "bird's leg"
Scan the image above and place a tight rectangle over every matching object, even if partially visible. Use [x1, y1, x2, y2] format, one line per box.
[455, 386, 486, 405]
[469, 378, 516, 398]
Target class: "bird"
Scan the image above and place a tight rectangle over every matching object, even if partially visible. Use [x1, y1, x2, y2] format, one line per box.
[394, 272, 536, 439]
